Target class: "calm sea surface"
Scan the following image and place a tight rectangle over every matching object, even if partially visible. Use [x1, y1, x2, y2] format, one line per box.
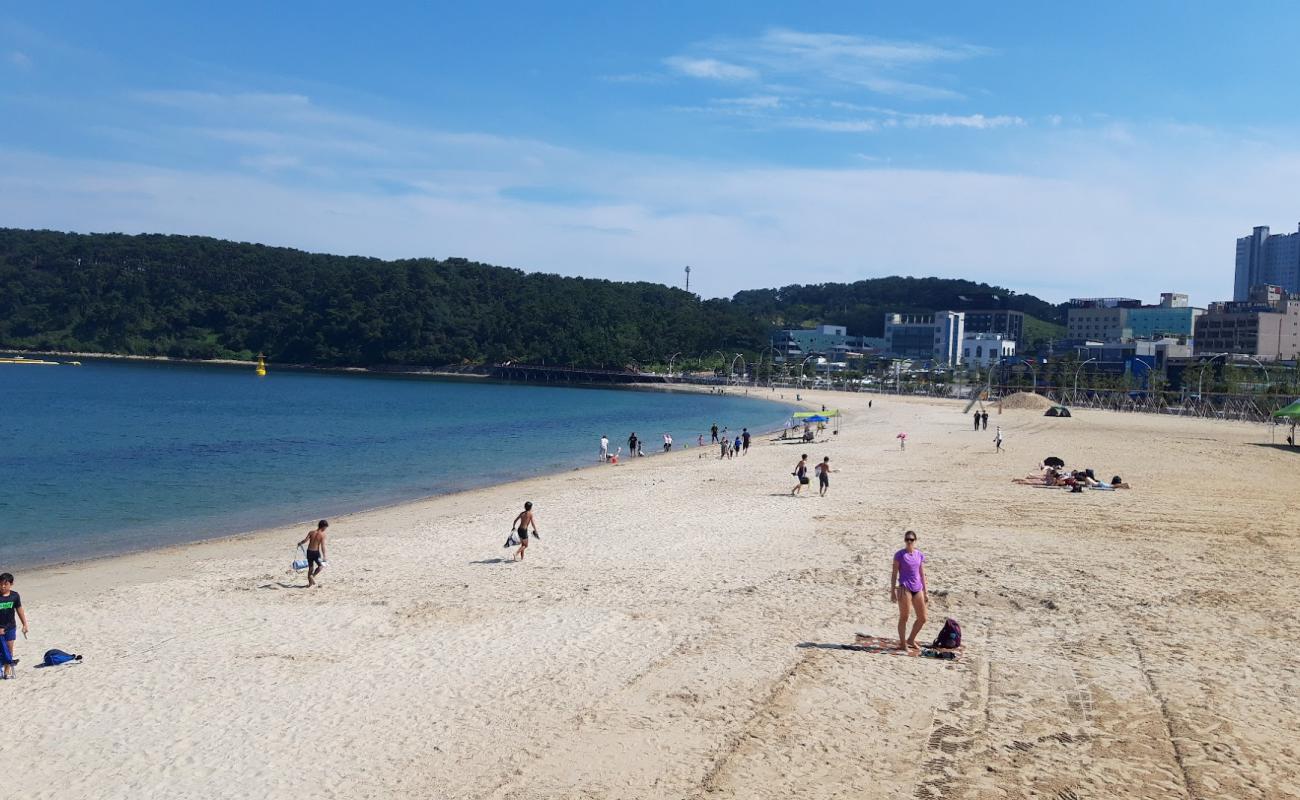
[0, 358, 794, 568]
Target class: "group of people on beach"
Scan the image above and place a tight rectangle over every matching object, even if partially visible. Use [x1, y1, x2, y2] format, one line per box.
[790, 453, 833, 497]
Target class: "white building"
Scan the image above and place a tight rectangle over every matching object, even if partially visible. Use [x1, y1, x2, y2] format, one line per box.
[961, 332, 1016, 369]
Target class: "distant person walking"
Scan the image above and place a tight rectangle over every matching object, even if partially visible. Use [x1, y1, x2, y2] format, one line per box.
[297, 520, 329, 587]
[791, 454, 810, 496]
[599, 435, 609, 462]
[511, 501, 538, 561]
[815, 456, 831, 496]
[981, 410, 989, 430]
[628, 432, 639, 457]
[742, 428, 751, 455]
[897, 432, 907, 450]
[733, 435, 741, 457]
[711, 423, 719, 444]
[0, 572, 29, 679]
[890, 531, 929, 651]
[663, 432, 672, 452]
[994, 426, 1004, 453]
[973, 411, 981, 431]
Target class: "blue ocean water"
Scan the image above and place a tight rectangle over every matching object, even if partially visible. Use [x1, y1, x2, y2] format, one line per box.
[0, 358, 793, 568]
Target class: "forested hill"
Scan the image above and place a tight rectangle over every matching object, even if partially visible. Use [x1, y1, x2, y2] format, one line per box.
[0, 229, 1063, 367]
[732, 279, 1065, 336]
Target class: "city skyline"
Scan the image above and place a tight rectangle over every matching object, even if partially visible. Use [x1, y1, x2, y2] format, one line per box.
[5, 3, 1300, 303]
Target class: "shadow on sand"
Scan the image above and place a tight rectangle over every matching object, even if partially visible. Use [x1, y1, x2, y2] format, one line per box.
[469, 558, 513, 565]
[1251, 443, 1300, 453]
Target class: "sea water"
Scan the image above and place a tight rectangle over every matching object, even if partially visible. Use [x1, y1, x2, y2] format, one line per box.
[0, 358, 794, 567]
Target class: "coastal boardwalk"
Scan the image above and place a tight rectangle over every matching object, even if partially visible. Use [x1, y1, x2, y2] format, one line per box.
[8, 392, 1300, 799]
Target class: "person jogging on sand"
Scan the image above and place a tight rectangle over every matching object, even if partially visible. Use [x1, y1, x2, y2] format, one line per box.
[994, 426, 1004, 453]
[0, 572, 29, 679]
[511, 502, 539, 561]
[815, 456, 831, 496]
[297, 520, 328, 587]
[890, 531, 929, 651]
[791, 454, 810, 496]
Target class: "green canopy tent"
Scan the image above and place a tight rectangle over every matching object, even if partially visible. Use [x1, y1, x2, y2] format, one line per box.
[1272, 400, 1300, 446]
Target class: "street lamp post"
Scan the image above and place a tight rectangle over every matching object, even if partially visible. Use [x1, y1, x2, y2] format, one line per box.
[1072, 358, 1097, 405]
[731, 353, 746, 385]
[1021, 359, 1038, 393]
[799, 355, 817, 387]
[1197, 352, 1229, 397]
[666, 352, 681, 382]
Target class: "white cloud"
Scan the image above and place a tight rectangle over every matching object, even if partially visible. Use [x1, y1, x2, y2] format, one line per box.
[715, 95, 782, 109]
[673, 27, 990, 100]
[900, 113, 1025, 129]
[781, 117, 879, 133]
[664, 56, 757, 81]
[2, 89, 1292, 306]
[8, 50, 32, 70]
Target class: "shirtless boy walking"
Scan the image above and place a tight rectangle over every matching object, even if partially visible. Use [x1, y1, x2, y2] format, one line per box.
[511, 502, 539, 561]
[297, 520, 329, 587]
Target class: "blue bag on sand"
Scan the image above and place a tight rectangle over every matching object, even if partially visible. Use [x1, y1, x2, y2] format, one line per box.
[43, 649, 82, 666]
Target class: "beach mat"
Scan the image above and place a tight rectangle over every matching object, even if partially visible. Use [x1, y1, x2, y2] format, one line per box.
[852, 633, 964, 660]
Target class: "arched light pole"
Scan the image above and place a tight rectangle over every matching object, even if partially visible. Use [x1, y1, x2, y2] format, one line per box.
[1072, 358, 1097, 405]
[1021, 359, 1039, 393]
[1244, 355, 1271, 392]
[666, 352, 681, 381]
[1197, 352, 1229, 397]
[799, 355, 817, 387]
[731, 353, 746, 385]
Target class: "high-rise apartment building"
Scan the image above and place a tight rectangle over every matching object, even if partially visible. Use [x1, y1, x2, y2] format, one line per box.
[1234, 224, 1300, 300]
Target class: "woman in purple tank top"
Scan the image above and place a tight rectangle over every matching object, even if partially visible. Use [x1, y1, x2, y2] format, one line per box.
[890, 530, 929, 650]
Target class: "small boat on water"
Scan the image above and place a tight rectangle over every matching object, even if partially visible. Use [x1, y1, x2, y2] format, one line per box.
[0, 356, 60, 365]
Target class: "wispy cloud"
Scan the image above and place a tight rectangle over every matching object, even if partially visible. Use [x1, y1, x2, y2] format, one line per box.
[666, 27, 990, 100]
[715, 95, 782, 109]
[7, 50, 32, 70]
[2, 85, 1282, 305]
[664, 56, 757, 81]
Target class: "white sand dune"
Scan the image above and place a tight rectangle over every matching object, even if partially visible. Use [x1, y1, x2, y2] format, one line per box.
[7, 390, 1300, 798]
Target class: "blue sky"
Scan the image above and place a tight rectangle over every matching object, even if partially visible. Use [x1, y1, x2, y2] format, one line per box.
[4, 2, 1300, 304]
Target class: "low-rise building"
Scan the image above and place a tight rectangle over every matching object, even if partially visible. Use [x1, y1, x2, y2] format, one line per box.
[961, 332, 1015, 369]
[1194, 288, 1300, 360]
[773, 324, 880, 364]
[962, 309, 1026, 346]
[883, 311, 965, 366]
[1066, 297, 1141, 341]
[1127, 293, 1204, 339]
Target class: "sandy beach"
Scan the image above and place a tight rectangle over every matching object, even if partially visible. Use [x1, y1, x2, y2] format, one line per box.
[7, 390, 1300, 799]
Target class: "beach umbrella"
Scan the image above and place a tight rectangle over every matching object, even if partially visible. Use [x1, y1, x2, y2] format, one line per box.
[1044, 456, 1065, 467]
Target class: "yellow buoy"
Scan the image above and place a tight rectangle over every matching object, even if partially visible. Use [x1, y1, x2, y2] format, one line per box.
[256, 354, 267, 377]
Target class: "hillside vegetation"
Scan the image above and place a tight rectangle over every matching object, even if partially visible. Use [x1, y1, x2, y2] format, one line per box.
[0, 229, 1063, 367]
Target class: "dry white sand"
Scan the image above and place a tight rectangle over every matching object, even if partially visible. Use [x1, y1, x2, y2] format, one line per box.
[7, 390, 1300, 799]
